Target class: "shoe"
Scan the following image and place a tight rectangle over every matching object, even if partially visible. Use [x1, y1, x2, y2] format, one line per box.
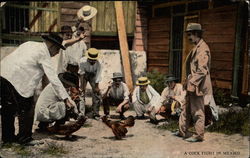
[185, 137, 203, 142]
[172, 131, 182, 137]
[24, 140, 44, 146]
[135, 115, 145, 120]
[93, 114, 101, 120]
[150, 118, 158, 125]
[120, 115, 126, 120]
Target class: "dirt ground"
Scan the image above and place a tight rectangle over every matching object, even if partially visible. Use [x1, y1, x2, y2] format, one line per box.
[0, 98, 249, 158]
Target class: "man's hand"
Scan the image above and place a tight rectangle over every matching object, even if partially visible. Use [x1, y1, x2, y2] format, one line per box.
[187, 82, 196, 92]
[65, 98, 77, 109]
[116, 105, 122, 113]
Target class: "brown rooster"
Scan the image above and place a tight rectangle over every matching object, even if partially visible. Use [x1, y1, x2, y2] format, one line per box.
[102, 115, 135, 140]
[47, 115, 87, 140]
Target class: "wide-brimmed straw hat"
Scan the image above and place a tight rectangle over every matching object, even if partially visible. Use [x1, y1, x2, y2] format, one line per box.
[58, 72, 79, 87]
[41, 33, 66, 50]
[136, 77, 150, 86]
[185, 23, 203, 32]
[86, 48, 99, 60]
[77, 5, 97, 21]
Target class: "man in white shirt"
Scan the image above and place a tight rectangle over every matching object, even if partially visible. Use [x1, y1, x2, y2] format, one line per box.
[35, 72, 84, 131]
[132, 77, 162, 124]
[102, 72, 130, 120]
[79, 48, 102, 119]
[0, 33, 76, 145]
[158, 75, 186, 118]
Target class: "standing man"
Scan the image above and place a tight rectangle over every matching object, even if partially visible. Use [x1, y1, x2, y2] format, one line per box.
[178, 23, 212, 142]
[78, 48, 102, 119]
[102, 72, 130, 120]
[0, 33, 76, 145]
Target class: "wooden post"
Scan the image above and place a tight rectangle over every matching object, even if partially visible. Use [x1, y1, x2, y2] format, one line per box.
[114, 1, 133, 91]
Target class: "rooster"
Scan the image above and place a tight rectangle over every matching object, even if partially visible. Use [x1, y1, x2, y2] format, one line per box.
[102, 115, 135, 140]
[47, 115, 87, 140]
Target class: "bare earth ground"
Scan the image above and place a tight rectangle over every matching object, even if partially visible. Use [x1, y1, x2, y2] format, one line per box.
[0, 98, 249, 158]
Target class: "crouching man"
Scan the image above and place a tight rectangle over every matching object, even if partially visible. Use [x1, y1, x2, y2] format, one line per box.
[132, 77, 162, 124]
[35, 72, 85, 132]
[158, 75, 186, 119]
[102, 72, 130, 120]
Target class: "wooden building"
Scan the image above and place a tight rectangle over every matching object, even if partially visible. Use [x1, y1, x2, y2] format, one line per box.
[0, 1, 249, 99]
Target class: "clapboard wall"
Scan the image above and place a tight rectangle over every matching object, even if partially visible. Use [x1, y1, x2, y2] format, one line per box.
[147, 17, 171, 74]
[200, 5, 237, 89]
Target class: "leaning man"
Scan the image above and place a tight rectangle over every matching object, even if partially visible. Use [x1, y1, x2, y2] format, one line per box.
[0, 33, 76, 145]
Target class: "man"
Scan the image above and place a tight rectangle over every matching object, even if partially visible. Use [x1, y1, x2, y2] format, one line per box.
[132, 77, 162, 124]
[78, 48, 102, 119]
[0, 33, 76, 145]
[158, 75, 186, 118]
[35, 72, 85, 131]
[178, 23, 213, 142]
[102, 72, 130, 120]
[57, 25, 87, 74]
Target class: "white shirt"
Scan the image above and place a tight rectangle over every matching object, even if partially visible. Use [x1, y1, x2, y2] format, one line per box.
[1, 41, 69, 99]
[57, 38, 87, 74]
[161, 83, 186, 107]
[132, 85, 162, 111]
[78, 57, 102, 83]
[108, 82, 130, 100]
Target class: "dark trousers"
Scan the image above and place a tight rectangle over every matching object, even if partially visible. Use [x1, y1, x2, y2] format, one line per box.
[0, 77, 34, 144]
[103, 97, 129, 116]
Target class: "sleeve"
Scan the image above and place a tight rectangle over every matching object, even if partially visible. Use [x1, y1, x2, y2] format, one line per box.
[39, 54, 69, 100]
[189, 50, 210, 86]
[132, 87, 138, 103]
[123, 83, 130, 100]
[161, 87, 169, 99]
[57, 51, 67, 74]
[95, 62, 102, 83]
[78, 58, 86, 75]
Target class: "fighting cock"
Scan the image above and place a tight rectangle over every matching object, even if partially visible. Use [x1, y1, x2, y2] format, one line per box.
[47, 115, 87, 140]
[102, 115, 135, 140]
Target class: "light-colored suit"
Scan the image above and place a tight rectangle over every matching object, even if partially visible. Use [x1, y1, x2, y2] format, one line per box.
[179, 39, 212, 140]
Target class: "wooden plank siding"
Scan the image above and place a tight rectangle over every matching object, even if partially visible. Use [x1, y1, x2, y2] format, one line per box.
[147, 17, 170, 74]
[133, 2, 148, 51]
[60, 1, 90, 48]
[200, 5, 237, 89]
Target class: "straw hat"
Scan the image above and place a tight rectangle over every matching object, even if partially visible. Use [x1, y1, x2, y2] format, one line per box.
[77, 5, 97, 21]
[136, 77, 150, 86]
[86, 48, 99, 60]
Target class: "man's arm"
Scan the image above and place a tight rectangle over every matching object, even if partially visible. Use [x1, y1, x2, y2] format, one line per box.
[63, 32, 86, 48]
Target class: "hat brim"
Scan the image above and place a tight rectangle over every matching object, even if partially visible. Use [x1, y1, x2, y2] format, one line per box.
[77, 7, 97, 21]
[58, 74, 77, 87]
[41, 35, 66, 50]
[112, 76, 123, 79]
[136, 80, 150, 86]
[87, 53, 99, 60]
[185, 29, 204, 32]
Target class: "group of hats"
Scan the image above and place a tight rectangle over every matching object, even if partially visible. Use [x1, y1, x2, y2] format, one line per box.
[136, 74, 178, 86]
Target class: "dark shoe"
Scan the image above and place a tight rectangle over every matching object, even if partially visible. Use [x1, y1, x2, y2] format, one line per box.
[120, 115, 126, 120]
[135, 115, 145, 120]
[93, 114, 101, 120]
[150, 118, 158, 125]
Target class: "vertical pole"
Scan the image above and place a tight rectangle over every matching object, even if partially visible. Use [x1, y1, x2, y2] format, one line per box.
[231, 1, 245, 99]
[115, 1, 133, 91]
